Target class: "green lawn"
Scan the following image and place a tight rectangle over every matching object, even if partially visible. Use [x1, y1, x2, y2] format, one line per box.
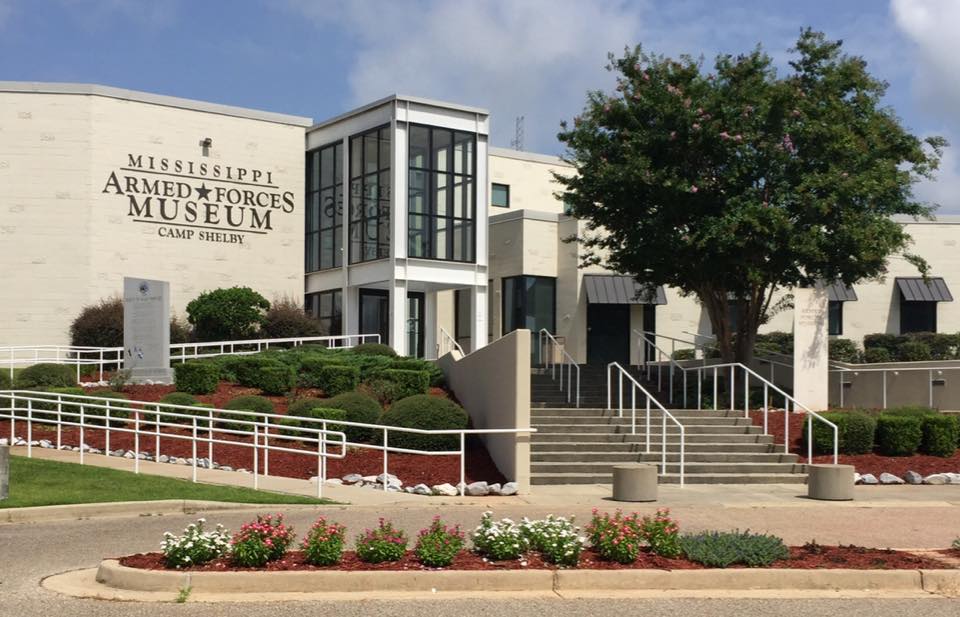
[0, 456, 334, 508]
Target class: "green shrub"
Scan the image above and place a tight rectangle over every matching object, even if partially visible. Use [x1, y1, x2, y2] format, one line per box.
[261, 297, 323, 339]
[883, 405, 937, 418]
[679, 530, 789, 568]
[281, 407, 347, 442]
[159, 392, 199, 407]
[863, 347, 892, 364]
[828, 338, 860, 363]
[897, 340, 932, 362]
[361, 378, 404, 406]
[169, 315, 192, 344]
[314, 365, 360, 396]
[254, 364, 297, 396]
[298, 356, 341, 387]
[84, 391, 132, 427]
[863, 333, 902, 355]
[378, 394, 468, 451]
[206, 355, 248, 382]
[69, 296, 124, 348]
[286, 397, 327, 417]
[919, 414, 959, 457]
[803, 411, 876, 455]
[22, 387, 86, 422]
[672, 349, 696, 361]
[380, 369, 430, 399]
[324, 392, 382, 443]
[233, 355, 279, 386]
[15, 363, 76, 389]
[912, 332, 959, 360]
[173, 362, 220, 395]
[754, 331, 793, 355]
[352, 343, 396, 357]
[0, 371, 11, 390]
[186, 286, 270, 342]
[221, 395, 274, 432]
[875, 414, 923, 456]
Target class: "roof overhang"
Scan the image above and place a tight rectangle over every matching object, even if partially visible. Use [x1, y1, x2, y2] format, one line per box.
[896, 277, 953, 302]
[583, 275, 666, 305]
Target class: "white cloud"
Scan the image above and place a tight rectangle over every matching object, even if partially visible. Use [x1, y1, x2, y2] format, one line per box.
[891, 0, 960, 212]
[286, 0, 644, 151]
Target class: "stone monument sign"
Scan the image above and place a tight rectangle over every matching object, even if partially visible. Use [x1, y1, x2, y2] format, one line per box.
[123, 277, 174, 384]
[792, 285, 829, 410]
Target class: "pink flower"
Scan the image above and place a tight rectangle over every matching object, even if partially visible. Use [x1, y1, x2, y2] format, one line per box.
[669, 131, 677, 140]
[642, 71, 650, 81]
[683, 97, 692, 108]
[692, 123, 701, 130]
[690, 185, 699, 193]
[719, 131, 730, 140]
[791, 109, 801, 117]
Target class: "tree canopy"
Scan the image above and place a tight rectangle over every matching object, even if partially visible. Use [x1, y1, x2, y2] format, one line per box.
[555, 29, 946, 362]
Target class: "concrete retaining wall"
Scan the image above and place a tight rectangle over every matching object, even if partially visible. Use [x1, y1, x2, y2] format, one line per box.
[438, 329, 531, 491]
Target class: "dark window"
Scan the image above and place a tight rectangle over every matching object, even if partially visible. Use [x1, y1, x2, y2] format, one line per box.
[455, 289, 472, 350]
[491, 183, 510, 208]
[502, 276, 556, 335]
[349, 126, 391, 264]
[359, 288, 389, 343]
[305, 289, 342, 336]
[408, 124, 476, 262]
[828, 301, 843, 335]
[305, 141, 344, 272]
[900, 301, 937, 334]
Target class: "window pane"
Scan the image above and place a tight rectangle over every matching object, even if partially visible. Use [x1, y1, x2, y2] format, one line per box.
[409, 125, 429, 169]
[365, 219, 378, 261]
[350, 136, 362, 179]
[828, 301, 842, 336]
[320, 188, 335, 229]
[334, 143, 343, 183]
[408, 214, 427, 257]
[379, 127, 391, 170]
[349, 222, 363, 263]
[320, 228, 334, 270]
[309, 151, 320, 191]
[453, 219, 464, 261]
[434, 172, 449, 216]
[305, 233, 318, 272]
[408, 170, 426, 214]
[364, 132, 379, 175]
[433, 129, 451, 172]
[492, 183, 509, 207]
[306, 192, 319, 232]
[434, 216, 448, 260]
[453, 175, 464, 218]
[320, 147, 334, 187]
[333, 227, 342, 268]
[454, 132, 473, 174]
[349, 180, 363, 221]
[334, 185, 343, 226]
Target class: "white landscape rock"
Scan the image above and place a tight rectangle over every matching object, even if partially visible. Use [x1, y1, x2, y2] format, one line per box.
[859, 473, 879, 485]
[432, 483, 459, 496]
[879, 472, 904, 485]
[0, 438, 7, 446]
[361, 475, 378, 484]
[158, 454, 169, 463]
[220, 466, 233, 472]
[946, 472, 960, 485]
[854, 473, 862, 484]
[412, 483, 432, 496]
[487, 483, 502, 496]
[500, 482, 519, 496]
[465, 481, 489, 496]
[342, 474, 363, 485]
[325, 477, 343, 485]
[122, 451, 135, 459]
[923, 473, 948, 485]
[904, 471, 923, 485]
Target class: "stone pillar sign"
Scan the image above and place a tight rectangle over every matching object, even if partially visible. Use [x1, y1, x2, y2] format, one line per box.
[792, 285, 829, 411]
[123, 277, 174, 384]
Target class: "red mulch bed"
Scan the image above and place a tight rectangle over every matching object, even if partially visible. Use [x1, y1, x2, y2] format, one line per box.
[2, 380, 504, 487]
[118, 545, 950, 572]
[748, 410, 960, 478]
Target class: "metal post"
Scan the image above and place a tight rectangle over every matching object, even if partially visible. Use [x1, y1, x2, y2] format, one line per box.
[383, 428, 388, 492]
[645, 397, 650, 453]
[630, 386, 636, 435]
[729, 365, 735, 411]
[661, 413, 666, 479]
[763, 384, 769, 434]
[134, 409, 140, 475]
[191, 418, 198, 482]
[26, 400, 32, 458]
[743, 368, 749, 418]
[882, 371, 887, 409]
[618, 372, 623, 418]
[79, 404, 85, 465]
[252, 423, 258, 489]
[105, 400, 111, 460]
[929, 369, 933, 408]
[459, 432, 466, 497]
[606, 366, 611, 411]
[56, 399, 62, 450]
[317, 425, 324, 499]
[155, 406, 161, 462]
[713, 367, 718, 411]
[264, 421, 270, 477]
[784, 405, 790, 455]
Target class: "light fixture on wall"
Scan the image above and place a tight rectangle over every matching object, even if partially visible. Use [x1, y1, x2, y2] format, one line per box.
[200, 137, 213, 157]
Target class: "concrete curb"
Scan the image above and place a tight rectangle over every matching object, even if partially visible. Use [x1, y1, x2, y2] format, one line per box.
[1, 500, 325, 524]
[93, 559, 960, 597]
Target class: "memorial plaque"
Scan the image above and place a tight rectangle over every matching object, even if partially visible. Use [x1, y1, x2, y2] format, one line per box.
[123, 277, 174, 384]
[792, 285, 829, 410]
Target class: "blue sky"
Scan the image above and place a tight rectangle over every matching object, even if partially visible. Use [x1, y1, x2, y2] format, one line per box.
[1, 0, 958, 210]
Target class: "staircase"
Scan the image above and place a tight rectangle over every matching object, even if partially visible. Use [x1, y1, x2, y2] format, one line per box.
[530, 366, 806, 485]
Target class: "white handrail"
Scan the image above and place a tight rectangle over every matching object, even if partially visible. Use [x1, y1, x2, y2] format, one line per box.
[438, 327, 465, 357]
[634, 330, 689, 405]
[606, 362, 685, 486]
[537, 329, 580, 408]
[1, 389, 535, 497]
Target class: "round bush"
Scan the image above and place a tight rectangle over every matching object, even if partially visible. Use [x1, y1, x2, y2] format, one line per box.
[84, 391, 133, 427]
[352, 343, 397, 357]
[70, 297, 124, 347]
[173, 362, 220, 395]
[920, 414, 959, 457]
[221, 395, 274, 432]
[838, 412, 877, 455]
[281, 407, 347, 442]
[0, 370, 12, 390]
[379, 394, 468, 451]
[261, 297, 323, 339]
[160, 392, 199, 407]
[360, 378, 404, 406]
[15, 363, 76, 389]
[186, 286, 270, 342]
[897, 340, 932, 362]
[287, 397, 327, 417]
[324, 392, 382, 443]
[828, 338, 860, 363]
[255, 364, 297, 396]
[21, 386, 86, 422]
[863, 347, 892, 364]
[875, 414, 923, 456]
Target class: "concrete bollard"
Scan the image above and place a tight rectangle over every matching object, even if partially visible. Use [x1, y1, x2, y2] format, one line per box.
[0, 445, 8, 501]
[807, 464, 855, 501]
[612, 463, 657, 502]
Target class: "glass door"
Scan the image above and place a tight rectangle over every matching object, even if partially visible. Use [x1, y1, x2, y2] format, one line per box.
[359, 288, 389, 345]
[407, 292, 425, 358]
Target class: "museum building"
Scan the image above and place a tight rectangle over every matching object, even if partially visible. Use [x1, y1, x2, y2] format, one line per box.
[1, 81, 958, 363]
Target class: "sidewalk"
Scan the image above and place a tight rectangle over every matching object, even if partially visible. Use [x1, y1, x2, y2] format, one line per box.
[8, 445, 960, 547]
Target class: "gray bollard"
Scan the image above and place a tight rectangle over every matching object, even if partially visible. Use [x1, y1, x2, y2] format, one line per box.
[807, 464, 855, 501]
[0, 445, 9, 501]
[612, 463, 658, 502]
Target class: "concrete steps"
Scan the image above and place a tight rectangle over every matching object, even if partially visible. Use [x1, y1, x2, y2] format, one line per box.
[530, 472, 808, 485]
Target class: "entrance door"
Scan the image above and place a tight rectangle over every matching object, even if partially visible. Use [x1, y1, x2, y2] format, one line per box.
[642, 304, 657, 362]
[407, 292, 425, 358]
[587, 304, 630, 365]
[358, 289, 389, 345]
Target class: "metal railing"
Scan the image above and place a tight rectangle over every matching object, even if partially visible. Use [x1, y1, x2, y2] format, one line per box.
[635, 330, 689, 405]
[635, 332, 837, 464]
[537, 329, 580, 407]
[1, 334, 382, 383]
[1, 389, 535, 497]
[606, 362, 685, 486]
[830, 363, 960, 409]
[438, 327, 465, 357]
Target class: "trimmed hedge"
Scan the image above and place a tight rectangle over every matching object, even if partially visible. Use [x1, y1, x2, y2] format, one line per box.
[24, 387, 86, 421]
[897, 340, 932, 361]
[0, 370, 11, 390]
[255, 364, 297, 395]
[352, 343, 397, 357]
[802, 411, 876, 455]
[378, 394, 468, 451]
[286, 397, 328, 417]
[380, 369, 430, 399]
[84, 391, 132, 427]
[314, 365, 360, 397]
[173, 362, 220, 395]
[15, 363, 76, 389]
[159, 392, 199, 407]
[220, 395, 274, 432]
[828, 338, 860, 363]
[920, 414, 959, 457]
[281, 407, 347, 441]
[324, 392, 382, 443]
[389, 359, 445, 387]
[863, 347, 892, 364]
[361, 378, 404, 405]
[875, 414, 923, 456]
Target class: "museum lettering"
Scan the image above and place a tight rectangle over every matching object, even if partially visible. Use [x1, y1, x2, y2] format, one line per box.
[101, 153, 295, 238]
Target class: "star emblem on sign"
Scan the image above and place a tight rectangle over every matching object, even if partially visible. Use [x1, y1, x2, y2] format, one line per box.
[195, 183, 212, 200]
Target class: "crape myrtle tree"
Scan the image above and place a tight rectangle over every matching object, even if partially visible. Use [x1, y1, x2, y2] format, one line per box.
[555, 29, 945, 364]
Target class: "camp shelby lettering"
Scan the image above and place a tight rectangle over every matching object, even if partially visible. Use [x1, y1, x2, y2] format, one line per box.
[101, 153, 295, 239]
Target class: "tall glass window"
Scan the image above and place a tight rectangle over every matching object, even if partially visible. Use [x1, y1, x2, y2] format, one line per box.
[349, 126, 391, 263]
[828, 301, 843, 335]
[408, 125, 475, 262]
[502, 276, 556, 335]
[305, 289, 342, 336]
[305, 141, 343, 272]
